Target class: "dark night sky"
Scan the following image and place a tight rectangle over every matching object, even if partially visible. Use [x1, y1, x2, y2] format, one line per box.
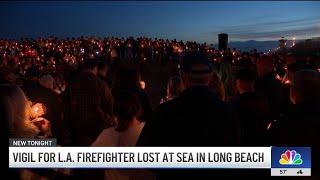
[1, 1, 320, 43]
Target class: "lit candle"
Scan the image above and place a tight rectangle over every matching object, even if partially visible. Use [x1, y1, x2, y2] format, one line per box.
[284, 80, 290, 84]
[266, 122, 272, 130]
[31, 103, 46, 118]
[140, 81, 146, 90]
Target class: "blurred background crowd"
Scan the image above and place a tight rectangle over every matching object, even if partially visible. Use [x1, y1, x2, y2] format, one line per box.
[1, 36, 320, 179]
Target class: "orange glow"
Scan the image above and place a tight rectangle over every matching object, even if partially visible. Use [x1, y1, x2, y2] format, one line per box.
[284, 80, 290, 84]
[31, 103, 46, 118]
[140, 81, 146, 90]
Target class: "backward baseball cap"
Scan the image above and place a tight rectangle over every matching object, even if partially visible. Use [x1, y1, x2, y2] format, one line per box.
[181, 52, 213, 76]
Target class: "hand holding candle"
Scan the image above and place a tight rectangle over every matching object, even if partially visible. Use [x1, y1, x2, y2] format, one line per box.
[31, 103, 46, 118]
[32, 117, 52, 138]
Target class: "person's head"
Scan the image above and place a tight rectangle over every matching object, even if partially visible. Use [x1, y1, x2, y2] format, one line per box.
[256, 55, 273, 77]
[209, 72, 226, 101]
[114, 91, 143, 132]
[25, 66, 40, 81]
[7, 58, 18, 70]
[0, 67, 16, 84]
[290, 70, 320, 104]
[0, 84, 39, 137]
[82, 58, 98, 75]
[235, 58, 254, 71]
[97, 60, 109, 78]
[39, 74, 54, 90]
[113, 63, 141, 90]
[180, 52, 213, 88]
[235, 69, 257, 94]
[287, 62, 307, 82]
[285, 55, 296, 66]
[166, 75, 184, 100]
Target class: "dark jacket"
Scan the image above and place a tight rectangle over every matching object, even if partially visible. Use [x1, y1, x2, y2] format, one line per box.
[65, 72, 113, 146]
[137, 85, 268, 178]
[97, 76, 113, 117]
[276, 102, 320, 178]
[231, 92, 270, 146]
[255, 73, 284, 120]
[138, 85, 238, 146]
[277, 102, 320, 146]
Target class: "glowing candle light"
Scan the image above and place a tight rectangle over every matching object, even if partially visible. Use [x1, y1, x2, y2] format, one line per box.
[31, 103, 46, 118]
[266, 122, 272, 130]
[140, 81, 146, 90]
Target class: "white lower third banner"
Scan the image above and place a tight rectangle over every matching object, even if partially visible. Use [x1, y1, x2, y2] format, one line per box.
[9, 147, 271, 168]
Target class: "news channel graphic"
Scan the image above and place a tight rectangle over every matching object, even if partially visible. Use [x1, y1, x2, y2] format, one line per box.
[9, 139, 271, 169]
[271, 147, 311, 176]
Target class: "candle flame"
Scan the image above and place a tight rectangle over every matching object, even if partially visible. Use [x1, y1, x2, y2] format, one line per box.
[267, 122, 272, 130]
[140, 81, 146, 90]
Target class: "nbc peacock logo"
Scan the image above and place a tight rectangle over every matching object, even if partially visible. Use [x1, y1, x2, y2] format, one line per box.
[279, 150, 303, 165]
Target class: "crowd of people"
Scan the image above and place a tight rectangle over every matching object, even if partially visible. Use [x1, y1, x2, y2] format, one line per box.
[1, 36, 320, 179]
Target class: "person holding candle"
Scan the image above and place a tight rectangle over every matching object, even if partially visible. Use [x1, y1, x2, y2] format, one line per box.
[23, 68, 63, 142]
[0, 84, 51, 138]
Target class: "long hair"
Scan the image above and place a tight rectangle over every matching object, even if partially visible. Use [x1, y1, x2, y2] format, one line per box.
[114, 91, 143, 132]
[0, 84, 39, 137]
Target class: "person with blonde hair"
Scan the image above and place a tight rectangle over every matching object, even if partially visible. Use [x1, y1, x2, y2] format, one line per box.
[0, 84, 50, 138]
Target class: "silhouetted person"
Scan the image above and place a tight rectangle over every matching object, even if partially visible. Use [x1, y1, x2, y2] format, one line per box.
[65, 59, 112, 180]
[278, 70, 320, 178]
[65, 58, 113, 146]
[97, 60, 113, 117]
[113, 63, 152, 123]
[255, 55, 284, 122]
[279, 70, 320, 145]
[0, 67, 16, 85]
[137, 52, 238, 179]
[0, 94, 16, 179]
[231, 69, 270, 146]
[282, 62, 310, 117]
[22, 67, 63, 142]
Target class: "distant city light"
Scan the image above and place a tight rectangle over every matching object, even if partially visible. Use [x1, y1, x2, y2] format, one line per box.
[292, 36, 296, 47]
